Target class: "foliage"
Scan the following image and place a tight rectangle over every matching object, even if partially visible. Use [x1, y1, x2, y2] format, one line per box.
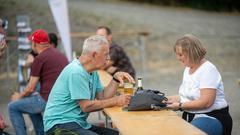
[121, 0, 240, 12]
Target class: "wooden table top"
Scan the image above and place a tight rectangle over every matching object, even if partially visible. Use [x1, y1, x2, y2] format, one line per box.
[104, 107, 206, 135]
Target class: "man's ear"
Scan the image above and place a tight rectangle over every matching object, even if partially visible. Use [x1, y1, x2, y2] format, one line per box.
[92, 51, 97, 58]
[33, 43, 37, 48]
[108, 35, 112, 43]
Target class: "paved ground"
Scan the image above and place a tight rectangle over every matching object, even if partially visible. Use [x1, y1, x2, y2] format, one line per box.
[1, 0, 240, 134]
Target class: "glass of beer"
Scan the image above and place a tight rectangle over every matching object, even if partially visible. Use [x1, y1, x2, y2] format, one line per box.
[123, 82, 134, 95]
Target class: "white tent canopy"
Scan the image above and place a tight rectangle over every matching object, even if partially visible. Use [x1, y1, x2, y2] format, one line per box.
[48, 0, 72, 61]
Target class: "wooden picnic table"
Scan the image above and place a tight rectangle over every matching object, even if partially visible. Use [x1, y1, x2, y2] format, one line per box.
[103, 107, 206, 135]
[98, 70, 206, 135]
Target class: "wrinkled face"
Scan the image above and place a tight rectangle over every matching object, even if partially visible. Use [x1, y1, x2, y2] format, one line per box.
[94, 43, 110, 68]
[175, 46, 190, 67]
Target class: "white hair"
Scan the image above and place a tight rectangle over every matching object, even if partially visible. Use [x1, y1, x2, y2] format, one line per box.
[82, 35, 109, 55]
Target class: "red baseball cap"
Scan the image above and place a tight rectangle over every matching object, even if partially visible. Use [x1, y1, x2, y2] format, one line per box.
[28, 29, 50, 44]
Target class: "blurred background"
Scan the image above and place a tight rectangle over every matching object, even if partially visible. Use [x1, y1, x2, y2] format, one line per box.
[0, 0, 240, 134]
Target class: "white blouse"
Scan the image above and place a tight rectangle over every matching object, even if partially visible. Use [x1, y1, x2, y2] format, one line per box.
[179, 61, 228, 113]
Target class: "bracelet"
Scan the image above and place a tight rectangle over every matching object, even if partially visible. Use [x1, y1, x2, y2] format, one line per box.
[113, 76, 120, 83]
[178, 102, 183, 111]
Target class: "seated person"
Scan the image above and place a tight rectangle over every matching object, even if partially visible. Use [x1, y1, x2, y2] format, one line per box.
[96, 26, 136, 78]
[48, 32, 58, 48]
[166, 34, 232, 135]
[0, 18, 10, 135]
[44, 35, 135, 135]
[0, 18, 7, 58]
[8, 29, 68, 135]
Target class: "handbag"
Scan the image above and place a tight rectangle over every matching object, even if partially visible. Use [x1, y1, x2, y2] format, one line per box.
[127, 89, 168, 111]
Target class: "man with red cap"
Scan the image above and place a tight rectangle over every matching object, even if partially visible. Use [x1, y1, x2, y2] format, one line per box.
[8, 29, 68, 135]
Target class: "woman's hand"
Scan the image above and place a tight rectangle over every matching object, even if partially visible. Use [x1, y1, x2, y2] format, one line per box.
[167, 102, 181, 111]
[113, 71, 135, 85]
[163, 95, 180, 104]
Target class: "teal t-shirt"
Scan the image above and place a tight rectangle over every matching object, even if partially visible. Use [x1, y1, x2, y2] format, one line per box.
[43, 59, 104, 131]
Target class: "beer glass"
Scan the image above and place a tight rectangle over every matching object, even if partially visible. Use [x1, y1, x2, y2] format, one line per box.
[123, 82, 134, 95]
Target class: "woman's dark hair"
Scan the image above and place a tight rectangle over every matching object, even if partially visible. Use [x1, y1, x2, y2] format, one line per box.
[48, 33, 58, 48]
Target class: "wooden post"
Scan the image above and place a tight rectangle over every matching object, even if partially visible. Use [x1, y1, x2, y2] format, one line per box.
[137, 31, 149, 78]
[16, 15, 32, 93]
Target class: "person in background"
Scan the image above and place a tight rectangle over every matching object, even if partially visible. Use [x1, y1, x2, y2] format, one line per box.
[166, 34, 232, 135]
[0, 17, 10, 135]
[8, 29, 68, 135]
[48, 32, 58, 48]
[0, 18, 7, 59]
[44, 35, 134, 135]
[24, 32, 59, 68]
[96, 26, 136, 78]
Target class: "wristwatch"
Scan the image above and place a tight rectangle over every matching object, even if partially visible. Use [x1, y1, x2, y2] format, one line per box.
[113, 76, 120, 83]
[179, 102, 183, 111]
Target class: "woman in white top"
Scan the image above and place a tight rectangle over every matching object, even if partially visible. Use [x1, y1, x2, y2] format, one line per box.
[166, 34, 232, 135]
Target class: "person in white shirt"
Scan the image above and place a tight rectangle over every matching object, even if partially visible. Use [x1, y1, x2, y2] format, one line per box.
[166, 34, 232, 135]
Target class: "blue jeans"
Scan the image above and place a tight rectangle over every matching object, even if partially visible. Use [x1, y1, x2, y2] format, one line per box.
[46, 122, 118, 135]
[191, 117, 223, 135]
[8, 94, 46, 135]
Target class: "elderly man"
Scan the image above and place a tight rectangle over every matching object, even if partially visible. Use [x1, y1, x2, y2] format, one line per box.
[96, 26, 136, 78]
[44, 35, 134, 135]
[8, 29, 68, 135]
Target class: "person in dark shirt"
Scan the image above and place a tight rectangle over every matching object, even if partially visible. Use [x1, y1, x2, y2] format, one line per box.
[48, 32, 58, 48]
[8, 29, 68, 135]
[24, 32, 58, 68]
[96, 26, 136, 78]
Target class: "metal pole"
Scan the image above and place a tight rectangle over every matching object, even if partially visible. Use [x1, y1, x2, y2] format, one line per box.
[6, 44, 10, 81]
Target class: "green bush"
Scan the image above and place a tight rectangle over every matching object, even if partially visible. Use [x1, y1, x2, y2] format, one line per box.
[121, 0, 240, 12]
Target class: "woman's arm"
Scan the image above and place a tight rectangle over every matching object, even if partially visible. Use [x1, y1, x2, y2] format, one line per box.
[167, 88, 216, 110]
[165, 95, 180, 104]
[181, 88, 216, 110]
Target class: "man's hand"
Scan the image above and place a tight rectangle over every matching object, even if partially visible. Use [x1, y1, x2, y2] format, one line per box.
[113, 71, 135, 85]
[11, 92, 22, 101]
[115, 94, 131, 106]
[24, 54, 34, 67]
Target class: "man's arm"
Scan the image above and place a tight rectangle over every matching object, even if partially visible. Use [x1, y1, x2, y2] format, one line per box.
[97, 79, 118, 100]
[11, 76, 39, 101]
[79, 94, 131, 113]
[79, 71, 135, 113]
